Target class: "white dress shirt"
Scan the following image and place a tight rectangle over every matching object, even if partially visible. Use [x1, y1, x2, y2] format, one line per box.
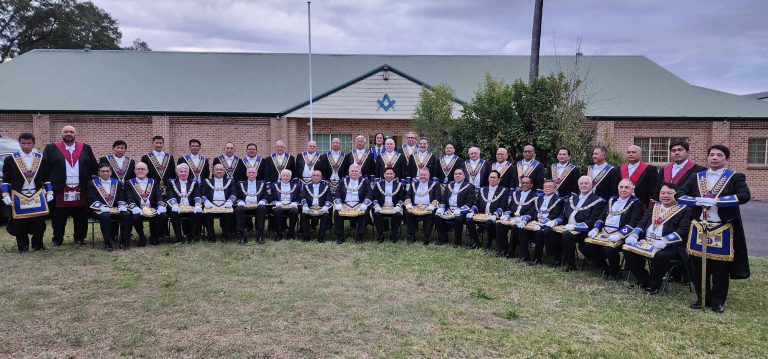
[178, 180, 190, 206]
[514, 190, 531, 215]
[449, 182, 463, 208]
[64, 143, 80, 185]
[310, 182, 321, 206]
[484, 185, 499, 213]
[537, 194, 555, 221]
[414, 181, 431, 206]
[646, 205, 672, 239]
[568, 193, 590, 225]
[279, 182, 292, 203]
[136, 178, 149, 206]
[627, 161, 640, 177]
[605, 197, 630, 228]
[468, 159, 482, 187]
[671, 159, 688, 178]
[703, 168, 726, 222]
[302, 152, 317, 179]
[330, 151, 342, 181]
[20, 151, 37, 192]
[344, 179, 360, 204]
[383, 181, 395, 207]
[556, 162, 568, 177]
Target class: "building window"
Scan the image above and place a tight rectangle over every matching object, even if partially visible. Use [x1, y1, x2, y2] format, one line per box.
[369, 134, 399, 148]
[748, 138, 768, 165]
[311, 134, 353, 152]
[634, 137, 688, 163]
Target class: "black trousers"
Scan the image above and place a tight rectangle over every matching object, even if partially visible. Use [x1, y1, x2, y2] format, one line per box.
[495, 224, 527, 258]
[169, 211, 202, 242]
[130, 213, 168, 245]
[235, 206, 266, 233]
[561, 231, 588, 266]
[333, 211, 368, 239]
[13, 216, 46, 251]
[52, 204, 88, 244]
[372, 211, 402, 241]
[624, 247, 680, 289]
[467, 219, 495, 249]
[404, 212, 435, 242]
[540, 228, 561, 263]
[203, 213, 233, 240]
[273, 207, 299, 239]
[689, 256, 732, 306]
[436, 216, 467, 246]
[582, 242, 622, 276]
[92, 211, 131, 246]
[301, 212, 329, 241]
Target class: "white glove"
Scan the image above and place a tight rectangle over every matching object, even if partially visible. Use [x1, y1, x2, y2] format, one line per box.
[132, 207, 142, 215]
[532, 224, 542, 231]
[2, 195, 10, 205]
[360, 204, 368, 211]
[394, 206, 403, 214]
[258, 200, 267, 206]
[588, 229, 599, 238]
[171, 205, 181, 213]
[321, 206, 329, 213]
[500, 214, 510, 222]
[237, 201, 246, 207]
[488, 215, 497, 222]
[609, 234, 621, 242]
[193, 206, 203, 214]
[157, 206, 167, 214]
[696, 198, 717, 207]
[564, 224, 575, 231]
[516, 222, 525, 229]
[653, 240, 667, 249]
[334, 203, 342, 211]
[118, 205, 127, 212]
[46, 193, 54, 202]
[224, 201, 233, 209]
[290, 202, 298, 208]
[625, 235, 638, 246]
[435, 208, 445, 215]
[204, 201, 214, 209]
[303, 205, 310, 213]
[405, 203, 413, 210]
[374, 204, 382, 213]
[466, 212, 474, 219]
[426, 204, 435, 211]
[545, 220, 556, 228]
[100, 206, 111, 213]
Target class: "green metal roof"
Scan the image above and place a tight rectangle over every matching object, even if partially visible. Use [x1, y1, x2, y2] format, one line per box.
[1, 49, 767, 119]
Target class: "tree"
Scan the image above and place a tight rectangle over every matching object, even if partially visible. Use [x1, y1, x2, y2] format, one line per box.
[124, 37, 151, 51]
[412, 85, 457, 151]
[1, 0, 121, 62]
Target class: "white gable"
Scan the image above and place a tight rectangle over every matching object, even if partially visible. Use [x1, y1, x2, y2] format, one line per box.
[286, 70, 463, 119]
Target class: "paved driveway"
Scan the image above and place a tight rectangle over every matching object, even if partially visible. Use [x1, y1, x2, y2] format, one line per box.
[742, 201, 767, 258]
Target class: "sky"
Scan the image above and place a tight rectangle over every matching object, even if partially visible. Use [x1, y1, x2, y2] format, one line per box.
[91, 0, 768, 95]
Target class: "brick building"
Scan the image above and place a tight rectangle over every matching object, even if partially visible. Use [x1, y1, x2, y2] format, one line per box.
[2, 50, 768, 198]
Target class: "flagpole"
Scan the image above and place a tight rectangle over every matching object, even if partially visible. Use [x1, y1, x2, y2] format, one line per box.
[307, 1, 314, 141]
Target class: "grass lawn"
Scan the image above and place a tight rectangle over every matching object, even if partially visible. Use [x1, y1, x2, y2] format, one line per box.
[0, 220, 766, 358]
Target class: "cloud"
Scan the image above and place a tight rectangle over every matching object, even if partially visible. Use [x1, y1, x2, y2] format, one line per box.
[92, 0, 768, 94]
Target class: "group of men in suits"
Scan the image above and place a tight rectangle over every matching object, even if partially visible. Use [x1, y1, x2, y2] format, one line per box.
[1, 128, 752, 313]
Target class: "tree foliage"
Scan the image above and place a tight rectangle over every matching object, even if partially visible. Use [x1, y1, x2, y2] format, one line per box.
[1, 0, 122, 61]
[414, 71, 595, 167]
[124, 37, 151, 51]
[413, 84, 456, 150]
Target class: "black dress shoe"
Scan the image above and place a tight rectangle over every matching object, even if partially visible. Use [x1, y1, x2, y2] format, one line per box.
[52, 241, 62, 247]
[690, 300, 703, 310]
[712, 303, 726, 313]
[75, 239, 86, 245]
[527, 259, 540, 266]
[563, 265, 577, 272]
[644, 287, 660, 295]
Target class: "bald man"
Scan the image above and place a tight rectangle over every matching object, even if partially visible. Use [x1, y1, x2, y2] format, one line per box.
[621, 145, 658, 205]
[343, 135, 376, 178]
[295, 140, 323, 185]
[516, 145, 545, 191]
[125, 162, 168, 246]
[212, 142, 245, 180]
[491, 147, 517, 189]
[264, 140, 296, 183]
[42, 125, 99, 246]
[463, 146, 490, 188]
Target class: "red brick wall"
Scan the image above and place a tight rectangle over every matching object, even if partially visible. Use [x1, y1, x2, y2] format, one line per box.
[291, 117, 415, 154]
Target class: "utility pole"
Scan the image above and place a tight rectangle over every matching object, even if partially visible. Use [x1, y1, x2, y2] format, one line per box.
[529, 0, 544, 83]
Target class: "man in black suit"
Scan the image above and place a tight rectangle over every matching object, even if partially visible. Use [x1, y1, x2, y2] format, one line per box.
[544, 175, 606, 271]
[141, 135, 175, 199]
[333, 164, 372, 243]
[166, 163, 203, 244]
[549, 147, 580, 197]
[524, 180, 565, 266]
[87, 163, 131, 251]
[343, 136, 376, 179]
[318, 137, 347, 196]
[464, 146, 489, 189]
[270, 169, 302, 241]
[375, 138, 407, 180]
[625, 182, 691, 294]
[490, 147, 517, 190]
[435, 168, 475, 247]
[264, 140, 296, 183]
[406, 137, 439, 179]
[42, 125, 98, 246]
[234, 166, 269, 244]
[299, 170, 332, 242]
[124, 162, 168, 246]
[176, 139, 210, 183]
[295, 140, 323, 185]
[98, 140, 135, 184]
[2, 132, 51, 251]
[212, 142, 244, 180]
[240, 143, 265, 182]
[496, 176, 539, 259]
[655, 140, 706, 200]
[200, 163, 237, 242]
[516, 145, 545, 191]
[403, 168, 441, 244]
[466, 170, 509, 250]
[680, 145, 751, 313]
[437, 143, 463, 185]
[621, 145, 658, 206]
[371, 167, 405, 242]
[583, 179, 644, 278]
[587, 146, 620, 200]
